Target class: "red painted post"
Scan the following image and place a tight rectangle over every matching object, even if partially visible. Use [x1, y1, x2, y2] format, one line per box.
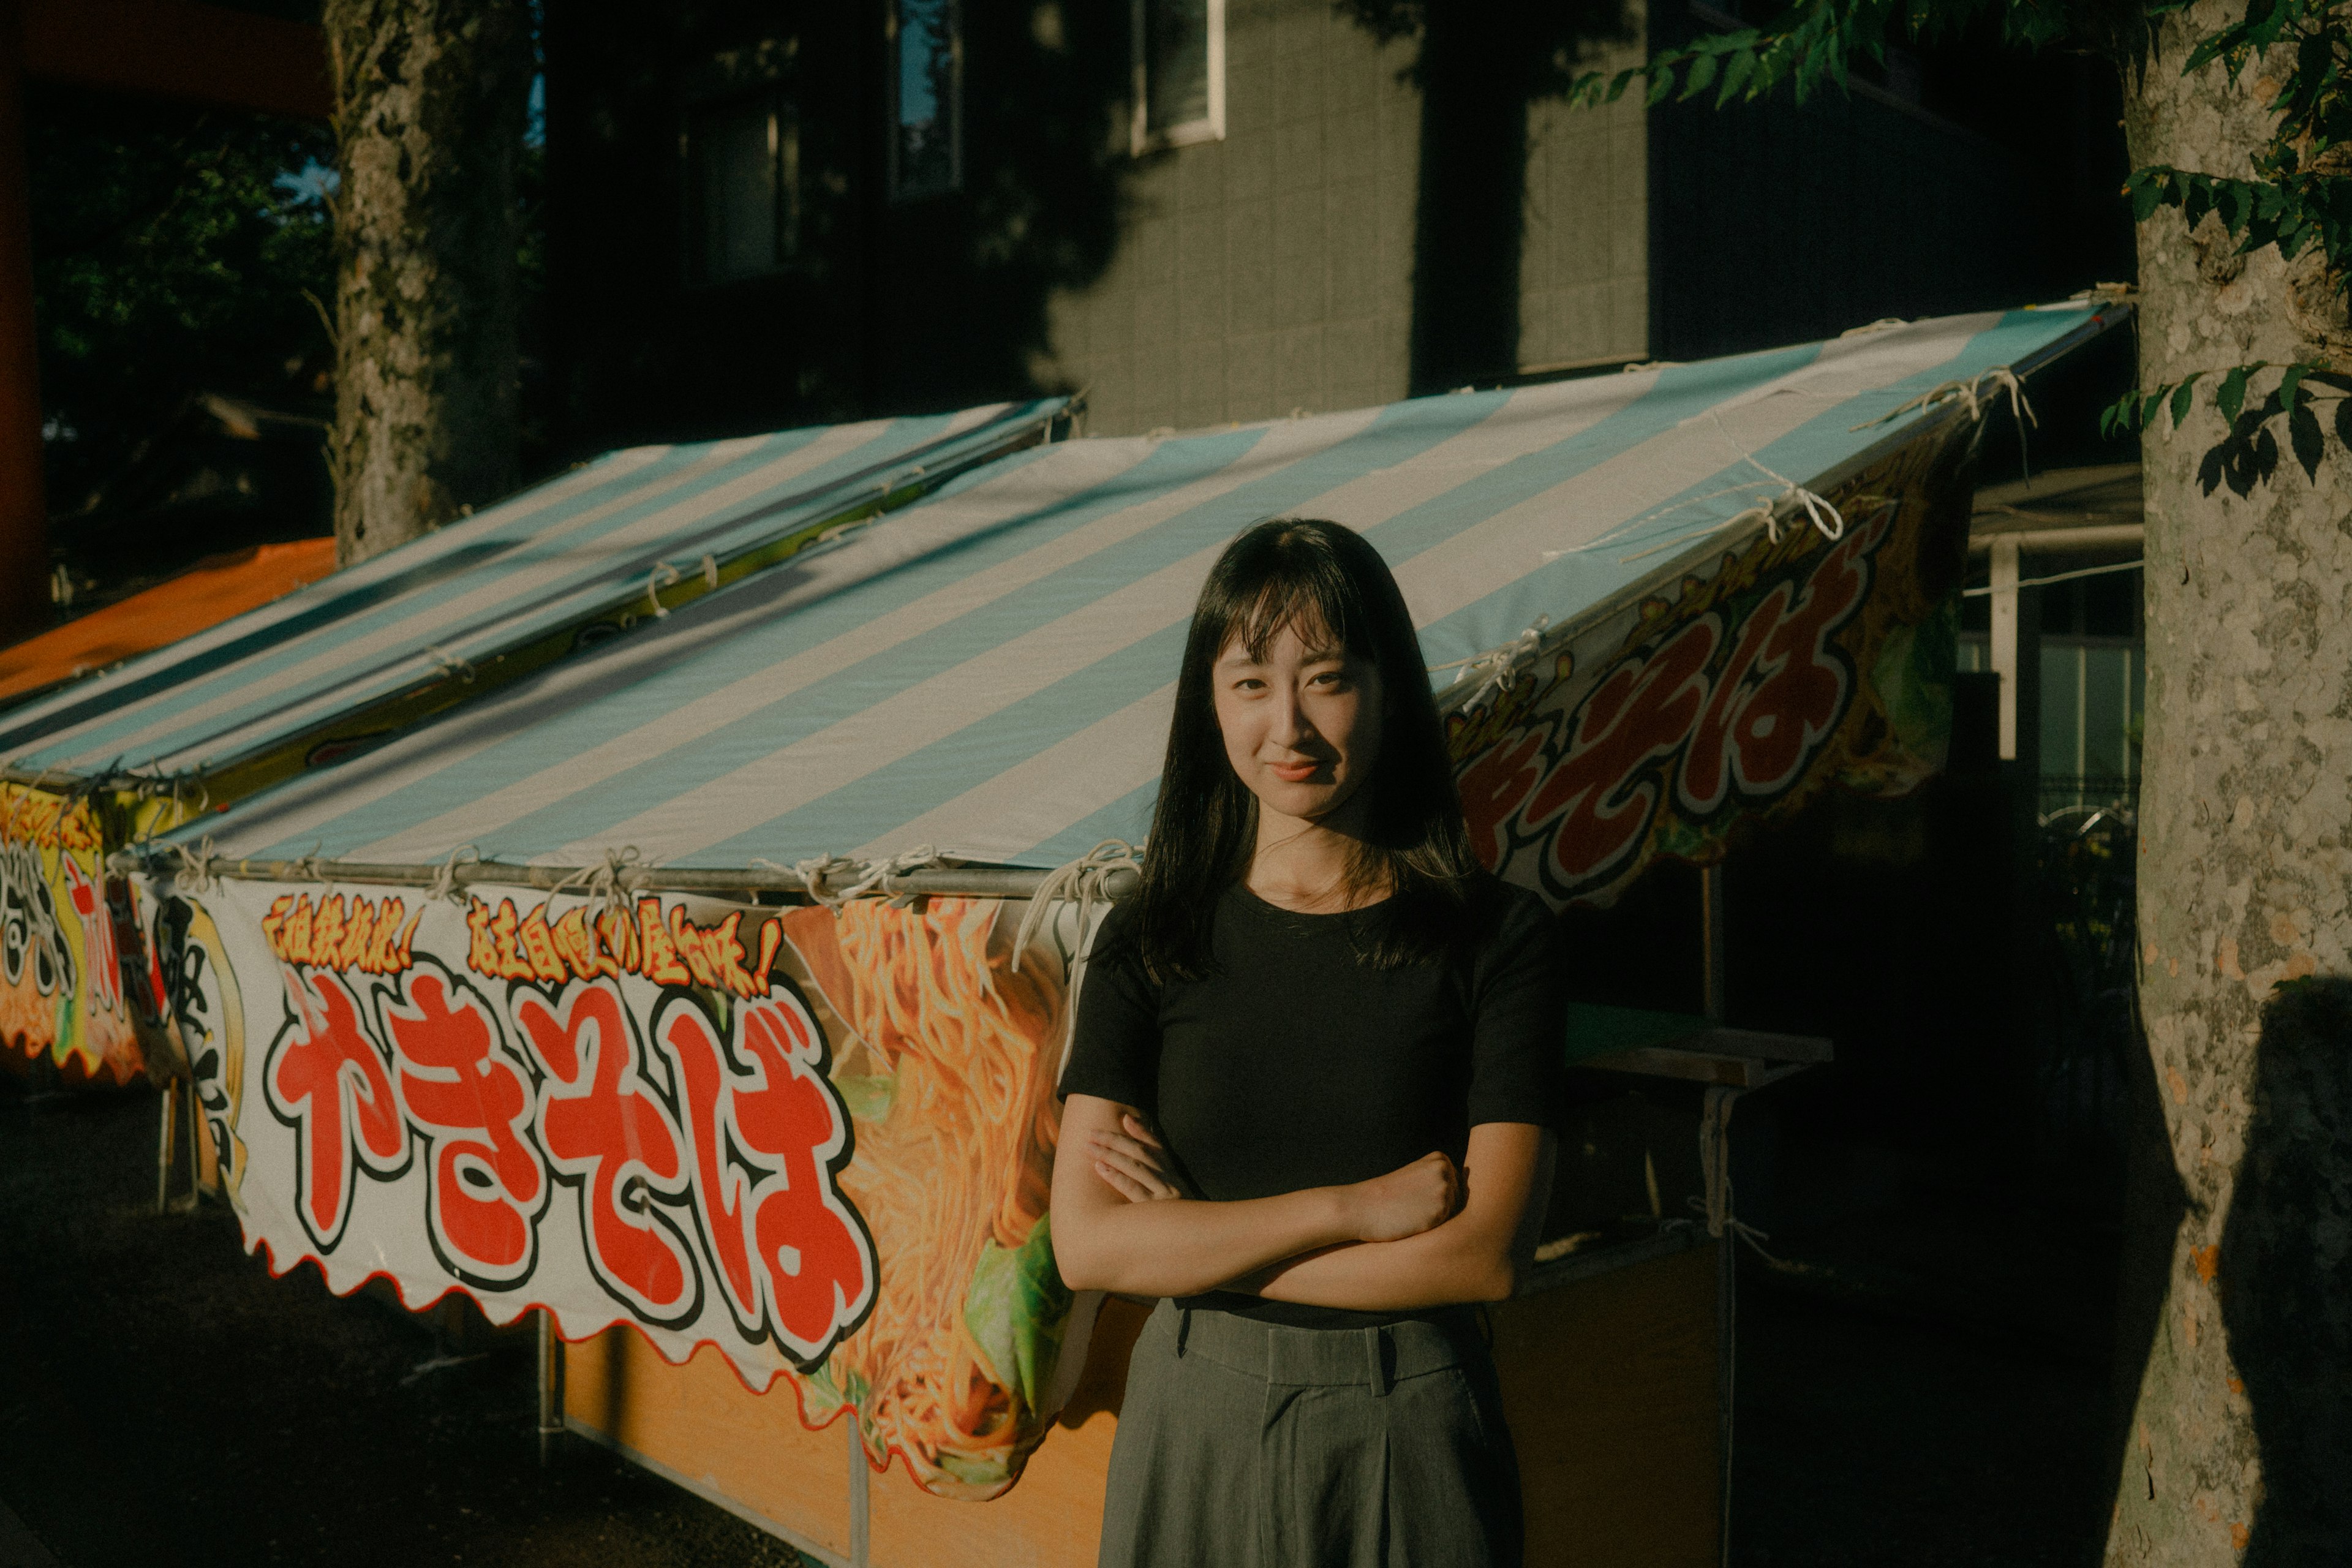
[0, 0, 48, 644]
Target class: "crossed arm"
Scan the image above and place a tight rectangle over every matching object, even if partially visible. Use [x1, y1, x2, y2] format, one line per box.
[1049, 1093, 1555, 1311]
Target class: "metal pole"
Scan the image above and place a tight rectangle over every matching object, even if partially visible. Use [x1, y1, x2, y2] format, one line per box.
[1700, 862, 1727, 1023]
[535, 1307, 564, 1466]
[155, 1080, 178, 1214]
[1989, 535, 2021, 760]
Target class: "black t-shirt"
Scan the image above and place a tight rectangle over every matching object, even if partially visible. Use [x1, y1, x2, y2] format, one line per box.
[1058, 875, 1566, 1329]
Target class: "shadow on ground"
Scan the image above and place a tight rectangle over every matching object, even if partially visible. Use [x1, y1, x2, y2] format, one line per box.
[0, 1080, 809, 1568]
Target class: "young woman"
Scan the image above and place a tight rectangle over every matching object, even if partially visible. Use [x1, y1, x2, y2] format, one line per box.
[1054, 518, 1565, 1568]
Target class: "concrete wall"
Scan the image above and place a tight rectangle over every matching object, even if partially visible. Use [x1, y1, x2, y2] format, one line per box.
[1044, 5, 1658, 435]
[1519, 43, 1651, 374]
[1040, 0, 1420, 436]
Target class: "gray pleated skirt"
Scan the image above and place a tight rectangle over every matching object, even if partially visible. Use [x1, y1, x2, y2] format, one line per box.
[1098, 1298, 1523, 1568]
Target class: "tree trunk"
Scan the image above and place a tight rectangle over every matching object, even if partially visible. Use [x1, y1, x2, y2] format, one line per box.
[2111, 3, 2352, 1562]
[325, 0, 530, 565]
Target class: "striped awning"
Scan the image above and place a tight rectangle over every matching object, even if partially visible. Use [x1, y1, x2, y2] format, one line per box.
[173, 306, 2118, 876]
[1, 400, 1067, 790]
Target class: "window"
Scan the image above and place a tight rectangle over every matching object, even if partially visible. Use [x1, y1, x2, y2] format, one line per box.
[686, 89, 799, 285]
[890, 0, 961, 200]
[1131, 0, 1223, 154]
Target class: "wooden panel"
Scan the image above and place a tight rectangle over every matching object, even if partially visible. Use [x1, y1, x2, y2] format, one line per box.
[867, 1295, 1150, 1568]
[568, 1257, 1717, 1568]
[564, 1329, 854, 1562]
[1493, 1241, 1722, 1568]
[21, 0, 331, 120]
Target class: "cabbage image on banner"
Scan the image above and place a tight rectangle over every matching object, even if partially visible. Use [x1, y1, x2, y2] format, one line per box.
[153, 876, 1085, 1501]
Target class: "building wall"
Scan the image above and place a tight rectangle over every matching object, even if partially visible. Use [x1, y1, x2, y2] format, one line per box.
[1040, 0, 1420, 436]
[1518, 42, 1651, 374]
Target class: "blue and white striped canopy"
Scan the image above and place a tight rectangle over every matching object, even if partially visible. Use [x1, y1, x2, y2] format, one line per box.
[1, 401, 1065, 782]
[180, 306, 2116, 874]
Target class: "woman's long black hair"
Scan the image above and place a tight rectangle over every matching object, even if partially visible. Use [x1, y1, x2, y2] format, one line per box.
[1126, 518, 1484, 979]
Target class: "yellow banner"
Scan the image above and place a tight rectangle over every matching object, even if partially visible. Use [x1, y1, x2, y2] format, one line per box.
[2, 783, 186, 1082]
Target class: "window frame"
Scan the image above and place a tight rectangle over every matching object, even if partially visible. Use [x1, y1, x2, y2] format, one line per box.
[1129, 0, 1224, 156]
[679, 83, 802, 290]
[888, 0, 964, 203]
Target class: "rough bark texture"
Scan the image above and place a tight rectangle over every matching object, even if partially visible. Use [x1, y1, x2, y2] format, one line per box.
[2113, 5, 2352, 1562]
[325, 0, 530, 565]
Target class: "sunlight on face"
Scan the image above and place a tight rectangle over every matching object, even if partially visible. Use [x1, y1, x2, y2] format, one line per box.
[1212, 619, 1384, 827]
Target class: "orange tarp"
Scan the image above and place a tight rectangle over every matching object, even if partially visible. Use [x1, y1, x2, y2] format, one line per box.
[0, 538, 336, 706]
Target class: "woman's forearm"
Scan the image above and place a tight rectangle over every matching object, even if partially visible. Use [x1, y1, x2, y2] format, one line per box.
[1246, 1125, 1553, 1310]
[1245, 1216, 1518, 1311]
[1054, 1185, 1363, 1297]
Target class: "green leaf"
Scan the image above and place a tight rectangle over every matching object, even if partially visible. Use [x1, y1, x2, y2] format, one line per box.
[2334, 390, 2352, 453]
[2290, 395, 2325, 480]
[2128, 172, 2165, 224]
[2223, 180, 2255, 235]
[962, 1212, 1077, 1420]
[2169, 374, 2201, 429]
[1681, 50, 1719, 100]
[2279, 362, 2309, 409]
[2218, 364, 2251, 424]
[834, 1072, 897, 1123]
[1719, 46, 1758, 104]
[1648, 66, 1678, 107]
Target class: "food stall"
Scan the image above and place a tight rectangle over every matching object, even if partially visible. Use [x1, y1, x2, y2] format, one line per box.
[0, 399, 1070, 1090]
[127, 305, 2125, 1566]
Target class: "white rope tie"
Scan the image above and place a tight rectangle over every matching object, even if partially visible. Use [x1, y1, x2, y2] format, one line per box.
[1694, 1084, 1781, 1262]
[172, 837, 217, 895]
[1428, 616, 1551, 709]
[586, 846, 645, 923]
[424, 844, 482, 906]
[753, 853, 846, 906]
[1010, 839, 1140, 974]
[699, 553, 718, 590]
[750, 846, 941, 907]
[833, 844, 943, 903]
[427, 646, 477, 684]
[644, 563, 680, 619]
[1859, 364, 2036, 436]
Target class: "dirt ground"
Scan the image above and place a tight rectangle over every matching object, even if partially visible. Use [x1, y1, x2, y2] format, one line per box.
[2, 1080, 2113, 1567]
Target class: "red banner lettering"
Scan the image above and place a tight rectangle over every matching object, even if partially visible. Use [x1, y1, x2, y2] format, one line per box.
[264, 968, 410, 1250]
[514, 982, 701, 1325]
[380, 964, 548, 1288]
[662, 992, 876, 1363]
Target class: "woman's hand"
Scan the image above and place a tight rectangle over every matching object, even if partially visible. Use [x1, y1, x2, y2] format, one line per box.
[1338, 1151, 1460, 1243]
[1087, 1113, 1182, 1202]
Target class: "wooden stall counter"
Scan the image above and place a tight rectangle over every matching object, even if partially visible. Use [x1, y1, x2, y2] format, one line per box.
[563, 1235, 1720, 1568]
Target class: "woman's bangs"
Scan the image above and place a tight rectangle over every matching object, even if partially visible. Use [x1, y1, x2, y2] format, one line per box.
[1227, 562, 1357, 663]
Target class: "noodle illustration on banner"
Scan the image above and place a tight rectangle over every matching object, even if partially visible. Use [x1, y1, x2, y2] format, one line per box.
[162, 878, 1080, 1500]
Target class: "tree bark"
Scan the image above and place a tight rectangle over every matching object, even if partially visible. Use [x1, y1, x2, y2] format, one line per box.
[2111, 4, 2352, 1562]
[324, 0, 530, 565]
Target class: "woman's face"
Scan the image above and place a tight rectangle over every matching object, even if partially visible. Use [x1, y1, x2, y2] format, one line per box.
[1212, 617, 1385, 825]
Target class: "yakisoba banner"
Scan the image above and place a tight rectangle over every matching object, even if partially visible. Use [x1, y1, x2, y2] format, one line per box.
[1449, 424, 1971, 907]
[2, 782, 181, 1082]
[154, 875, 1085, 1500]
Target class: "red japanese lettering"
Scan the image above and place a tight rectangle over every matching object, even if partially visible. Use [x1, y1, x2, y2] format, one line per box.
[1456, 728, 1547, 873]
[660, 992, 874, 1363]
[1681, 516, 1875, 810]
[380, 965, 546, 1287]
[264, 968, 409, 1250]
[59, 857, 121, 1015]
[514, 982, 699, 1325]
[1524, 616, 1719, 887]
